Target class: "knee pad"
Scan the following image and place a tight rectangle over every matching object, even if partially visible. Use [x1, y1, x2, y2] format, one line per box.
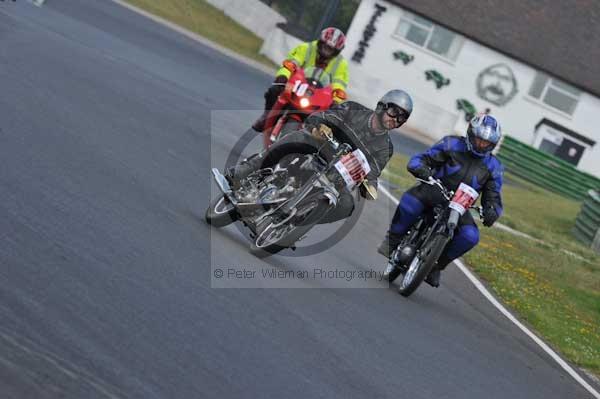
[390, 193, 425, 234]
[459, 224, 480, 248]
[441, 224, 480, 262]
[401, 193, 425, 215]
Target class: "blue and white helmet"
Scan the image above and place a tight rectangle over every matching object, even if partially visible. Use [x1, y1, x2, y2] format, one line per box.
[466, 114, 502, 157]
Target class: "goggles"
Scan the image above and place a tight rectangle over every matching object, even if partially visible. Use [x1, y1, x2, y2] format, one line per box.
[385, 106, 409, 124]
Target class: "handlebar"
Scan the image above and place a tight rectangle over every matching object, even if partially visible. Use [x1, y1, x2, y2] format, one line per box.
[416, 177, 452, 200]
[319, 126, 350, 155]
[337, 142, 352, 155]
[417, 177, 484, 218]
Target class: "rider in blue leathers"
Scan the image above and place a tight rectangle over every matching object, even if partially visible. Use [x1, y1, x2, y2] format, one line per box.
[378, 114, 504, 287]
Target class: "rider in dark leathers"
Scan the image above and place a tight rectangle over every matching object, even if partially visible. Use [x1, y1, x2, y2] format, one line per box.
[226, 90, 414, 223]
[378, 114, 504, 287]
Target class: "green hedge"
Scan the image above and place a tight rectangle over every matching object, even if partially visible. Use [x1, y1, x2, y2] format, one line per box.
[572, 190, 600, 251]
[496, 136, 600, 201]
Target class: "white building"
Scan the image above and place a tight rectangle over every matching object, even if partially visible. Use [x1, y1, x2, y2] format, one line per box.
[342, 0, 600, 177]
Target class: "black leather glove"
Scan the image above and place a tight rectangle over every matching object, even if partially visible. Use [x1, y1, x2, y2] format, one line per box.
[482, 206, 499, 227]
[359, 181, 378, 200]
[410, 165, 432, 181]
[265, 84, 284, 102]
[273, 75, 288, 85]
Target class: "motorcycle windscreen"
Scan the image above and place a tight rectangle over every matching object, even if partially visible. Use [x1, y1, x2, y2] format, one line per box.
[334, 149, 371, 190]
[304, 66, 332, 88]
[448, 182, 479, 215]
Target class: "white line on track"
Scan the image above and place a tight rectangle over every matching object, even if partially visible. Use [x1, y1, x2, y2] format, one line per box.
[379, 185, 600, 399]
[108, 2, 600, 397]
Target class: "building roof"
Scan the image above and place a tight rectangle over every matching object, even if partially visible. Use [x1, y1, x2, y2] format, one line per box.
[387, 0, 600, 98]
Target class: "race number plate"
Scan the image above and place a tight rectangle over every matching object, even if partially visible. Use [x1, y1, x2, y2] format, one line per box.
[292, 80, 309, 96]
[448, 182, 479, 215]
[334, 149, 371, 190]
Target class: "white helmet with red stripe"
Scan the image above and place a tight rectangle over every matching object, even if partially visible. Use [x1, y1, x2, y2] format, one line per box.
[318, 27, 346, 58]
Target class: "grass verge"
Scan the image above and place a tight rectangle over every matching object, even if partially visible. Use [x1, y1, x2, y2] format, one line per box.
[123, 0, 278, 68]
[384, 153, 600, 376]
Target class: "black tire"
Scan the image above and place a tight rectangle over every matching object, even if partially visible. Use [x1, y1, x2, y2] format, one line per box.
[249, 195, 331, 258]
[398, 234, 447, 297]
[205, 195, 238, 227]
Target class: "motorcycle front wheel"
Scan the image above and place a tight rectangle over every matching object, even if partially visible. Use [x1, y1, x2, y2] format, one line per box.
[205, 195, 238, 227]
[398, 233, 447, 297]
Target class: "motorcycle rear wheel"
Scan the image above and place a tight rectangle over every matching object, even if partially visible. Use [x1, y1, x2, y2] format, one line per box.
[249, 195, 331, 258]
[398, 234, 447, 297]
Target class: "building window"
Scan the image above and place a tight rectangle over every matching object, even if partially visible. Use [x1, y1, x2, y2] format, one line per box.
[528, 73, 581, 115]
[533, 119, 594, 166]
[394, 11, 463, 60]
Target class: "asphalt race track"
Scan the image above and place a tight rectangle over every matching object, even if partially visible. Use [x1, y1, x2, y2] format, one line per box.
[0, 1, 597, 398]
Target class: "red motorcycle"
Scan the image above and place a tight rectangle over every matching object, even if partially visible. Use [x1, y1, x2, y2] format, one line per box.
[262, 62, 334, 149]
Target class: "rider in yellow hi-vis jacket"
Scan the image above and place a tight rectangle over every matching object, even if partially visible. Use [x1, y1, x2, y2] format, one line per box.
[250, 27, 349, 133]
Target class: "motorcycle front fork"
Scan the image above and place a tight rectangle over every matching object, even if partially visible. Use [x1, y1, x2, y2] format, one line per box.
[391, 224, 453, 274]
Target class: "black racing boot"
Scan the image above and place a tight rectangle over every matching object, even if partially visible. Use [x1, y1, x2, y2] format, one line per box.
[424, 268, 441, 287]
[424, 255, 451, 288]
[251, 112, 268, 133]
[377, 231, 404, 258]
[224, 152, 265, 190]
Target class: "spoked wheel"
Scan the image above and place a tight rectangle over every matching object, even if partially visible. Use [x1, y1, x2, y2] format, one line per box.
[205, 195, 238, 227]
[251, 221, 296, 254]
[249, 195, 330, 258]
[398, 234, 447, 297]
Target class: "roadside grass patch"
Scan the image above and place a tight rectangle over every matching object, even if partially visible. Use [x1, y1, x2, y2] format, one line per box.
[384, 153, 600, 375]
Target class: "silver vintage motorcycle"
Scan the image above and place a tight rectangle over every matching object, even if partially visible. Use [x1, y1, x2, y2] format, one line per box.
[206, 128, 373, 256]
